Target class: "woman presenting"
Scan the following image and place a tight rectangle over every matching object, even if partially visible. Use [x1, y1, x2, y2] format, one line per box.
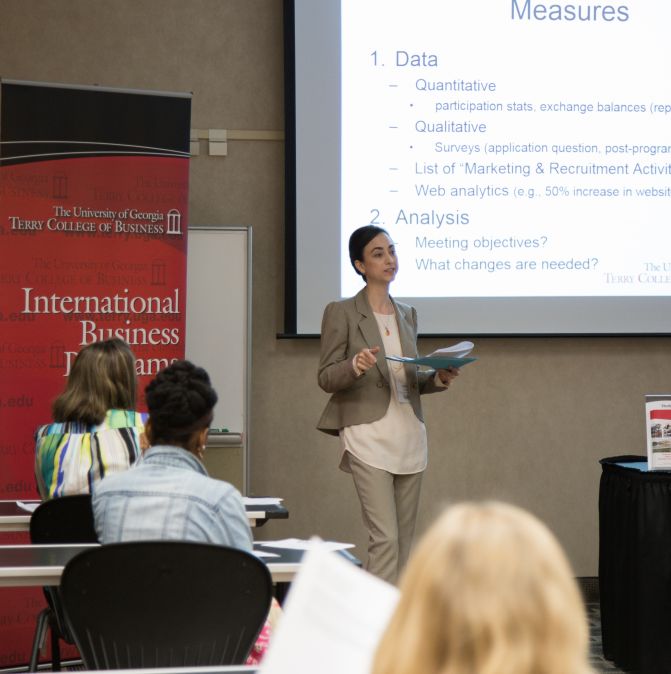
[317, 225, 459, 583]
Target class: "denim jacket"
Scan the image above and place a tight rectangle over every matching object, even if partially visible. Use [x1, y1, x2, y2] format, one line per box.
[92, 445, 253, 551]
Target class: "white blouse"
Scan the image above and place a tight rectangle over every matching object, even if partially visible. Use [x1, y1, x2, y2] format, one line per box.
[340, 312, 427, 475]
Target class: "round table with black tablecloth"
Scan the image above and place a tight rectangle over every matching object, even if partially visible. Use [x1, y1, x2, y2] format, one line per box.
[599, 455, 671, 674]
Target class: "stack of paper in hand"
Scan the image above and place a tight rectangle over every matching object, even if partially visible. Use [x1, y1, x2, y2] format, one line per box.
[386, 340, 476, 370]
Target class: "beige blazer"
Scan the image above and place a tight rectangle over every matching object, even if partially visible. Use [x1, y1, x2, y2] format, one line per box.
[317, 288, 443, 436]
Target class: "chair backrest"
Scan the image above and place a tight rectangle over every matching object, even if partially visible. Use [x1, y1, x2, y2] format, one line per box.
[60, 541, 273, 669]
[30, 494, 98, 544]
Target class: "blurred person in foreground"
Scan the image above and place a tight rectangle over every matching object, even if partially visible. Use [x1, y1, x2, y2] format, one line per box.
[371, 501, 594, 674]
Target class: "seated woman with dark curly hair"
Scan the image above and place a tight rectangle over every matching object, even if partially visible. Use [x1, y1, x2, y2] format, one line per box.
[92, 361, 280, 664]
[92, 359, 251, 550]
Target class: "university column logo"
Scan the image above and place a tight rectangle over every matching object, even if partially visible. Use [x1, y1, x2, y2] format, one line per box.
[50, 341, 66, 369]
[166, 209, 182, 235]
[151, 259, 167, 286]
[53, 173, 68, 199]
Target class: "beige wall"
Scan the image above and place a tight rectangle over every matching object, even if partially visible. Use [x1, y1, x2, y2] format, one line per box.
[2, 0, 669, 575]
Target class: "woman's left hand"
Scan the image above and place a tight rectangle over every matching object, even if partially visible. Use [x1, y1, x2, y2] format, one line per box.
[437, 367, 459, 386]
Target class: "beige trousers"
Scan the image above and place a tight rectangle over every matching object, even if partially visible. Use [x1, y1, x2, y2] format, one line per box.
[347, 451, 423, 585]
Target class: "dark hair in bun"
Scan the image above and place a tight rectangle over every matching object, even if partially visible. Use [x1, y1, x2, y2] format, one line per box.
[145, 360, 218, 447]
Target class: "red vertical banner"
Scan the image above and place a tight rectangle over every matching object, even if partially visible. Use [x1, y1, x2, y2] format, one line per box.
[0, 80, 191, 666]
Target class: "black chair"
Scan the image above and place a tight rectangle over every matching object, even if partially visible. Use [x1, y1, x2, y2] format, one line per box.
[60, 541, 273, 669]
[28, 494, 98, 671]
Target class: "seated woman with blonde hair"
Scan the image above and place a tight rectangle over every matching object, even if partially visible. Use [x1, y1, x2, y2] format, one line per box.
[35, 338, 146, 498]
[371, 501, 594, 674]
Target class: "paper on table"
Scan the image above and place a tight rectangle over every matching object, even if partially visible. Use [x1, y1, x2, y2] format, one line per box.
[259, 538, 354, 552]
[17, 501, 40, 513]
[260, 541, 399, 674]
[253, 550, 280, 559]
[242, 497, 284, 506]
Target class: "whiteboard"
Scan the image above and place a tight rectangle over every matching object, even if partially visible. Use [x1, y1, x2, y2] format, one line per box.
[185, 226, 251, 456]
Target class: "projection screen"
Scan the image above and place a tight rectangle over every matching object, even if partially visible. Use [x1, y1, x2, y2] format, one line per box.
[286, 0, 671, 335]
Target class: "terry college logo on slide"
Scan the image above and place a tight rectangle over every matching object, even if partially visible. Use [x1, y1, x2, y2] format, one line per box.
[166, 209, 182, 235]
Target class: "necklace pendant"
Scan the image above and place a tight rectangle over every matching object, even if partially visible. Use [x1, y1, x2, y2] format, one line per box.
[385, 326, 390, 336]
